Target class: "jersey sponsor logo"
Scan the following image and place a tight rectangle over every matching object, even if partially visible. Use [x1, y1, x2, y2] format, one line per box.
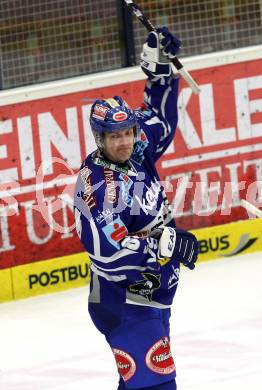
[113, 111, 128, 122]
[80, 166, 96, 210]
[112, 348, 136, 382]
[102, 217, 128, 249]
[95, 208, 116, 224]
[120, 173, 133, 207]
[92, 104, 109, 120]
[92, 151, 135, 176]
[128, 272, 161, 302]
[168, 266, 180, 289]
[135, 178, 161, 215]
[104, 168, 117, 204]
[145, 337, 176, 375]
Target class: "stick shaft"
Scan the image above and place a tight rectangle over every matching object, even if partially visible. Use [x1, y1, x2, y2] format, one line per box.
[124, 0, 200, 94]
[240, 199, 262, 218]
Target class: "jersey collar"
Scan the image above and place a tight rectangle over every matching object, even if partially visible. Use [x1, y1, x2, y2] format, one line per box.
[91, 150, 138, 177]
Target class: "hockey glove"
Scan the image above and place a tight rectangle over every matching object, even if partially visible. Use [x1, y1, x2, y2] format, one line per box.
[140, 31, 172, 79]
[157, 27, 182, 60]
[151, 227, 200, 270]
[140, 27, 181, 79]
[174, 228, 200, 269]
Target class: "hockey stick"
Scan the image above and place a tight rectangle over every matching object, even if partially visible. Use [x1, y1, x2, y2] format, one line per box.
[240, 199, 262, 218]
[123, 0, 200, 95]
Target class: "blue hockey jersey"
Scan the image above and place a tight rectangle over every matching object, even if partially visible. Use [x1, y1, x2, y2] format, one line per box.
[74, 76, 180, 309]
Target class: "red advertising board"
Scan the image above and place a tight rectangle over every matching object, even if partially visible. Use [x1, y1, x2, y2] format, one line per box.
[0, 59, 262, 270]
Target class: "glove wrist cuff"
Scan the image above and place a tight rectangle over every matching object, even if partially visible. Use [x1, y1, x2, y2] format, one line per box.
[157, 227, 176, 259]
[140, 60, 172, 78]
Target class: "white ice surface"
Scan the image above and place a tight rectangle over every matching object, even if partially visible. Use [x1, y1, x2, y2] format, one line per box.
[0, 252, 262, 390]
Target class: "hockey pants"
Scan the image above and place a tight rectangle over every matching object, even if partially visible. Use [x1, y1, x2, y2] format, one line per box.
[88, 303, 177, 389]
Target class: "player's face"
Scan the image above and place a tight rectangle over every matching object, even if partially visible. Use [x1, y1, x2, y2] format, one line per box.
[103, 128, 134, 163]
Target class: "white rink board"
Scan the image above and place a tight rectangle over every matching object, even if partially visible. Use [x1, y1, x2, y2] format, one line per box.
[0, 251, 262, 390]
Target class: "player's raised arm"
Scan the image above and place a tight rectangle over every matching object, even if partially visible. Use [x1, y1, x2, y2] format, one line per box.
[138, 28, 181, 161]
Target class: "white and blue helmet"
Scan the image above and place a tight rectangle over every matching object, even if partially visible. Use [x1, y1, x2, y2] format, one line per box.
[90, 96, 138, 149]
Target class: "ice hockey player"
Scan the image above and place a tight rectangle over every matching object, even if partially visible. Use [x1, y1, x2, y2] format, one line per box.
[74, 27, 200, 390]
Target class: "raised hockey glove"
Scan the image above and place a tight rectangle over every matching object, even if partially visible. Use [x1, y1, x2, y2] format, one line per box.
[140, 31, 172, 79]
[157, 27, 182, 60]
[151, 227, 200, 270]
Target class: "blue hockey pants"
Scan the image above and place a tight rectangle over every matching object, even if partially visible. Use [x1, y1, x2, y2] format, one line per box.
[88, 303, 177, 389]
